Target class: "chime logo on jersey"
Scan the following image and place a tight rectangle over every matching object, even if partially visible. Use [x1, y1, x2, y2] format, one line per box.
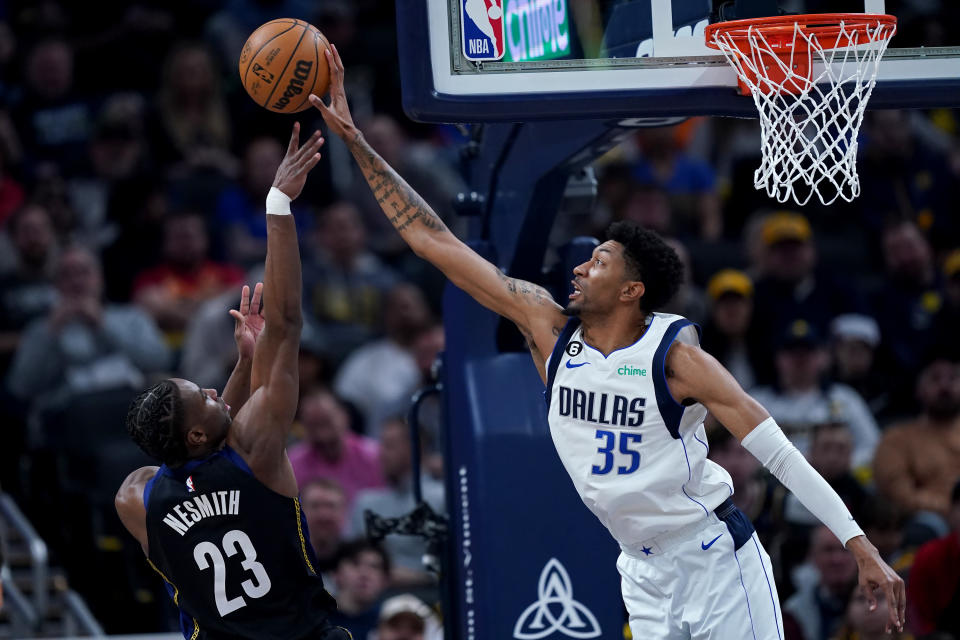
[461, 0, 505, 61]
[186, 476, 195, 492]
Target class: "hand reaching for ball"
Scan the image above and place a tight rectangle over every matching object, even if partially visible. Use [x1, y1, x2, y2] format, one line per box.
[309, 45, 357, 140]
[272, 122, 325, 201]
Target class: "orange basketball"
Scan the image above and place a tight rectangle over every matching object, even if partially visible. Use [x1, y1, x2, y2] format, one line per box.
[238, 19, 331, 113]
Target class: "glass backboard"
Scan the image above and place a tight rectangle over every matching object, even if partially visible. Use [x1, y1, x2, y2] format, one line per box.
[397, 0, 960, 122]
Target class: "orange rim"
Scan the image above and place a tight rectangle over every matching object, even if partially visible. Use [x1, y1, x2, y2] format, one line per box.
[704, 13, 897, 49]
[705, 13, 897, 52]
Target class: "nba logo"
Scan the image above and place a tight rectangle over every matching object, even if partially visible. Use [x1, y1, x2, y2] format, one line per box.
[186, 476, 195, 492]
[461, 0, 505, 61]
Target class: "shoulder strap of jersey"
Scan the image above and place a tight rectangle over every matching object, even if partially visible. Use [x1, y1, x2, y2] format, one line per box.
[652, 318, 700, 439]
[544, 317, 581, 408]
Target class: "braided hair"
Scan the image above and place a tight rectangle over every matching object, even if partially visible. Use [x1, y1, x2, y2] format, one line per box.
[126, 380, 189, 467]
[606, 221, 684, 312]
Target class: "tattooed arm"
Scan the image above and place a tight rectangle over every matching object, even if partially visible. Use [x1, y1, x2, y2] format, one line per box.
[310, 46, 566, 380]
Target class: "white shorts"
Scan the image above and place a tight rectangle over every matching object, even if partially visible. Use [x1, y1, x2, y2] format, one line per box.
[618, 509, 783, 640]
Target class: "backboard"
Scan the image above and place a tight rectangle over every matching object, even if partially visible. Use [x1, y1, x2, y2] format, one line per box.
[397, 0, 960, 122]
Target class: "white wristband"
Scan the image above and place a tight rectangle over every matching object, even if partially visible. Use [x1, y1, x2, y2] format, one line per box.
[741, 417, 865, 546]
[266, 187, 292, 216]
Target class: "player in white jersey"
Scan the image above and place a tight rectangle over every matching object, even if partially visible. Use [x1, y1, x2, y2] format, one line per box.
[310, 45, 905, 639]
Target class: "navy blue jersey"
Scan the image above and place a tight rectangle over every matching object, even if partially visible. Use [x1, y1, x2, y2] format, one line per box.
[144, 447, 337, 639]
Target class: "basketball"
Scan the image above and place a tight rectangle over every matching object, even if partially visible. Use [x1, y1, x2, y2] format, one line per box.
[238, 19, 331, 113]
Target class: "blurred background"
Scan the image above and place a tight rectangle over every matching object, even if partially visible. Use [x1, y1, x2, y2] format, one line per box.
[0, 0, 957, 639]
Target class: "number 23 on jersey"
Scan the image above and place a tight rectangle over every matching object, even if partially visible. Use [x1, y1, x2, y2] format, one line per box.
[194, 529, 272, 616]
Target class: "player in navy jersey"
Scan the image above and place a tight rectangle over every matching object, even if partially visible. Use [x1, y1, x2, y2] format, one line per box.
[310, 45, 905, 639]
[115, 124, 351, 640]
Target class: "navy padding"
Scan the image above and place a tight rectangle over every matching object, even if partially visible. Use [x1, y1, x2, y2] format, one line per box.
[544, 317, 582, 408]
[652, 319, 697, 439]
[142, 467, 163, 509]
[222, 445, 254, 476]
[715, 497, 756, 551]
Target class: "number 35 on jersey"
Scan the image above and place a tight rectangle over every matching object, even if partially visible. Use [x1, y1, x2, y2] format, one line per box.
[460, 0, 505, 61]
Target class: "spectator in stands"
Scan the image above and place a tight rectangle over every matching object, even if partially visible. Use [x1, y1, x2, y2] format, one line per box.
[782, 422, 868, 528]
[873, 355, 960, 542]
[751, 320, 880, 468]
[907, 480, 960, 639]
[133, 210, 244, 348]
[630, 126, 721, 240]
[11, 37, 93, 175]
[288, 388, 384, 511]
[751, 212, 862, 385]
[147, 42, 233, 173]
[7, 246, 170, 409]
[858, 110, 956, 250]
[334, 283, 432, 435]
[302, 201, 398, 362]
[376, 594, 443, 640]
[832, 586, 912, 640]
[0, 204, 58, 372]
[301, 478, 349, 589]
[875, 220, 942, 395]
[328, 540, 391, 640]
[614, 182, 672, 237]
[830, 314, 890, 423]
[215, 136, 312, 268]
[700, 269, 759, 390]
[783, 526, 859, 640]
[67, 94, 150, 251]
[660, 238, 707, 325]
[350, 417, 445, 588]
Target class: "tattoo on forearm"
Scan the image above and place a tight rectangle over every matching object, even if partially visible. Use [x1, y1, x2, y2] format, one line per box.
[350, 132, 447, 234]
[494, 266, 556, 307]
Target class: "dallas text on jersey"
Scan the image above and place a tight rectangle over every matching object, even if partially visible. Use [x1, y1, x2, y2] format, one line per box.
[556, 386, 646, 427]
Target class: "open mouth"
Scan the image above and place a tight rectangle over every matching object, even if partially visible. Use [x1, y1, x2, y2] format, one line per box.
[569, 280, 582, 300]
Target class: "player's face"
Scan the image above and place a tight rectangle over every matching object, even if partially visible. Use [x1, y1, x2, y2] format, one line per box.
[566, 241, 632, 317]
[173, 378, 232, 456]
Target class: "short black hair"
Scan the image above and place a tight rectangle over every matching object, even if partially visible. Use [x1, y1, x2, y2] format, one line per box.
[606, 221, 684, 312]
[334, 539, 391, 575]
[126, 380, 189, 467]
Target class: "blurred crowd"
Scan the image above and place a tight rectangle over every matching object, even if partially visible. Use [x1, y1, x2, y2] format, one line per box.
[0, 1, 958, 639]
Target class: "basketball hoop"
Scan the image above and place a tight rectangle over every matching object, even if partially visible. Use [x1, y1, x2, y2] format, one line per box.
[705, 14, 897, 206]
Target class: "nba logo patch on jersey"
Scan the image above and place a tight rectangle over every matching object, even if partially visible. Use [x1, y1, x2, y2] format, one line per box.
[460, 0, 505, 61]
[186, 476, 195, 492]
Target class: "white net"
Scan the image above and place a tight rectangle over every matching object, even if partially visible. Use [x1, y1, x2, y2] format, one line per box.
[710, 17, 896, 206]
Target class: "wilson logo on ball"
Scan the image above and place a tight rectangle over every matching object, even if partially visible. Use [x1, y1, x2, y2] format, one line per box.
[272, 60, 313, 110]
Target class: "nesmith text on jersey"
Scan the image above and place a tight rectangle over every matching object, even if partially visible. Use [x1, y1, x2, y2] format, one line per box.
[162, 490, 240, 535]
[556, 386, 646, 427]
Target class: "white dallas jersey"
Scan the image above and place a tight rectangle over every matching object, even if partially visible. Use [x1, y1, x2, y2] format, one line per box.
[546, 312, 733, 550]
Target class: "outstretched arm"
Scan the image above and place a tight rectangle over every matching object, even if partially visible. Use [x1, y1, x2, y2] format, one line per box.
[227, 125, 323, 485]
[309, 47, 566, 380]
[665, 342, 906, 632]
